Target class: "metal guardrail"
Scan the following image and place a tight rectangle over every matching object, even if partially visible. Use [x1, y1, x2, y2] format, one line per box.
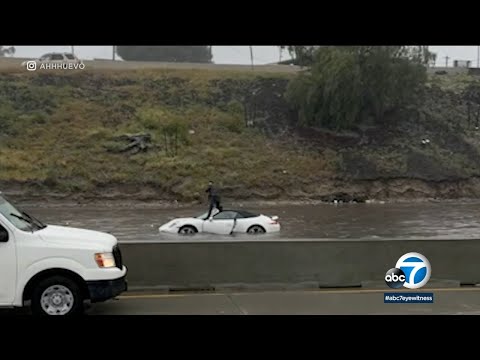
[4, 58, 478, 75]
[0, 57, 302, 73]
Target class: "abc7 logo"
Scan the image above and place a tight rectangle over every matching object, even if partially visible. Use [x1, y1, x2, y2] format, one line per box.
[385, 252, 431, 289]
[385, 268, 406, 289]
[26, 61, 37, 71]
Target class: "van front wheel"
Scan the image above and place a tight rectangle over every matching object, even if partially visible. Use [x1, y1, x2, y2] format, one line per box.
[31, 276, 84, 316]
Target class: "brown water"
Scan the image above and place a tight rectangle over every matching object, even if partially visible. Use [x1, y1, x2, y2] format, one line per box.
[19, 201, 480, 242]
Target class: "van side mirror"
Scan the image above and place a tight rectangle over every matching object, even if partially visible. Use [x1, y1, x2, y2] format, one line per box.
[0, 227, 9, 242]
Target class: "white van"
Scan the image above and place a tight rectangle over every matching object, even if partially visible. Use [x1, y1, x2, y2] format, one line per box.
[0, 193, 127, 315]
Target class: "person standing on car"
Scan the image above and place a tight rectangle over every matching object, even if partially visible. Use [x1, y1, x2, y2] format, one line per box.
[205, 180, 223, 219]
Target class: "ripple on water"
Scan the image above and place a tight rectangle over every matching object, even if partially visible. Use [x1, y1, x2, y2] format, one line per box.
[20, 201, 480, 242]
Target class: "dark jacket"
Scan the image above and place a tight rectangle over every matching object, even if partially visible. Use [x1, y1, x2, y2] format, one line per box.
[205, 185, 219, 200]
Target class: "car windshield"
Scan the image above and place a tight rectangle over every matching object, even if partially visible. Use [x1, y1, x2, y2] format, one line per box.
[65, 54, 75, 59]
[0, 195, 43, 232]
[196, 209, 220, 220]
[196, 212, 209, 220]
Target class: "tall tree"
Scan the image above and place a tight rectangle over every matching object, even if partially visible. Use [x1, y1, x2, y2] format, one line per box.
[285, 46, 433, 130]
[116, 46, 213, 63]
[279, 46, 319, 66]
[0, 46, 15, 57]
[279, 46, 435, 67]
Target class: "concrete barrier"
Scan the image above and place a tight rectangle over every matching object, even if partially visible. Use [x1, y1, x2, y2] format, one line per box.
[119, 238, 480, 291]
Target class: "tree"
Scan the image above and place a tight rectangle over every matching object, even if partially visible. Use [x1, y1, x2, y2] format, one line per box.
[279, 46, 319, 66]
[280, 45, 436, 68]
[116, 46, 213, 63]
[0, 46, 15, 57]
[285, 46, 432, 130]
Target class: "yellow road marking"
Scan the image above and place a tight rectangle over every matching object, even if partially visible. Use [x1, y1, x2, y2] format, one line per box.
[120, 293, 225, 299]
[119, 287, 480, 299]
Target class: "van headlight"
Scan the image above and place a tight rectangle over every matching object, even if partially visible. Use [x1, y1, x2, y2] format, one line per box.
[94, 252, 116, 268]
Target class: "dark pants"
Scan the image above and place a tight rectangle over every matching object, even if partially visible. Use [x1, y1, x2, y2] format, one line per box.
[206, 196, 222, 218]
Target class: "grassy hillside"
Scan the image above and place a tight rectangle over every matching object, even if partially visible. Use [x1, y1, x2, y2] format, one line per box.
[0, 68, 334, 202]
[1, 67, 480, 203]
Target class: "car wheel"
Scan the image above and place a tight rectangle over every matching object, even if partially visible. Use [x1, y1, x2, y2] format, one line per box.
[31, 276, 84, 316]
[247, 225, 266, 234]
[178, 225, 198, 235]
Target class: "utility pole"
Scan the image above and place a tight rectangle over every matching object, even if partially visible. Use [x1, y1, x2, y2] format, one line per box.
[113, 46, 116, 61]
[249, 46, 254, 70]
[477, 46, 479, 68]
[445, 55, 450, 67]
[71, 46, 75, 55]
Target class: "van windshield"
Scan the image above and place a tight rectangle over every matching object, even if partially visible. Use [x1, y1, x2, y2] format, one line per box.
[0, 195, 36, 231]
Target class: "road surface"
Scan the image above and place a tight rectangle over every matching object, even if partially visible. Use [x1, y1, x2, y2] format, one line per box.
[3, 287, 480, 315]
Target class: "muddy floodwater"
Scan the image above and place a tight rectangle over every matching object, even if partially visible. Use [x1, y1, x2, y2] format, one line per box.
[18, 200, 480, 242]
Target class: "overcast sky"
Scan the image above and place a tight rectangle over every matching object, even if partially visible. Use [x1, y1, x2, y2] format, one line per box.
[7, 46, 480, 66]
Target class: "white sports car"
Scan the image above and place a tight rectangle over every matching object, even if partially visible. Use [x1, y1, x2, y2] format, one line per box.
[159, 209, 280, 235]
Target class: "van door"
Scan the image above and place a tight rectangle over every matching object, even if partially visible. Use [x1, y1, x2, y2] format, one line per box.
[0, 223, 16, 305]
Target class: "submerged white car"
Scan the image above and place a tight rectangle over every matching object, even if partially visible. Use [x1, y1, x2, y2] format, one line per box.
[159, 209, 280, 235]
